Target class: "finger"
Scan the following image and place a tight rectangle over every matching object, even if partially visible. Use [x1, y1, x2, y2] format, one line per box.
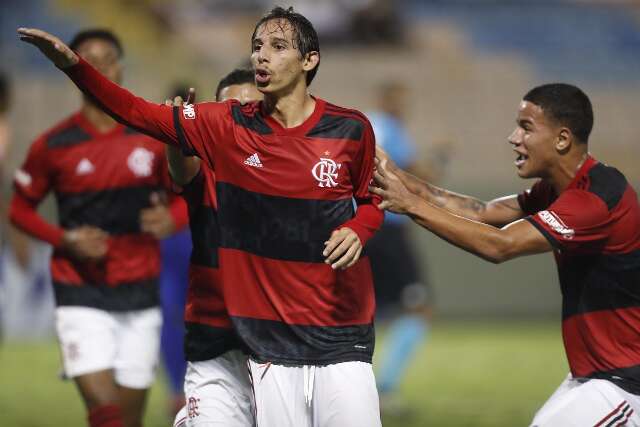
[149, 192, 161, 206]
[377, 200, 390, 210]
[373, 170, 387, 188]
[186, 87, 196, 104]
[165, 99, 173, 106]
[368, 185, 384, 197]
[332, 243, 359, 270]
[173, 96, 184, 107]
[326, 235, 356, 264]
[344, 246, 363, 269]
[322, 231, 346, 257]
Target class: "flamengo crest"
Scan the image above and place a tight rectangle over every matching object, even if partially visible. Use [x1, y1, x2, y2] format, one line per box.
[127, 147, 154, 177]
[312, 157, 341, 188]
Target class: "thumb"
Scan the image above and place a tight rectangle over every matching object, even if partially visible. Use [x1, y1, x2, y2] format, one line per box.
[186, 87, 196, 104]
[149, 192, 161, 206]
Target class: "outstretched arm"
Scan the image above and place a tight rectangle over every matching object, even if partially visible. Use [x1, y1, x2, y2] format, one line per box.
[164, 90, 201, 186]
[18, 28, 178, 145]
[370, 161, 551, 264]
[376, 147, 524, 227]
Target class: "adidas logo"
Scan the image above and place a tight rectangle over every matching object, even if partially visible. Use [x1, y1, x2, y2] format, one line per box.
[244, 153, 263, 168]
[76, 158, 95, 175]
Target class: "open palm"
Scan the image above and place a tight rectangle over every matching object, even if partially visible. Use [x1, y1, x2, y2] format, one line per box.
[18, 27, 78, 69]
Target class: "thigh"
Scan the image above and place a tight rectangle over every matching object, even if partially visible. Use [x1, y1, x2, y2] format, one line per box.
[312, 361, 381, 427]
[248, 360, 309, 427]
[73, 369, 119, 409]
[183, 350, 254, 427]
[113, 307, 162, 389]
[55, 306, 117, 378]
[531, 377, 640, 427]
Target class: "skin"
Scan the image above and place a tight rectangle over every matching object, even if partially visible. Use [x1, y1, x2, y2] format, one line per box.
[370, 100, 589, 264]
[17, 30, 153, 427]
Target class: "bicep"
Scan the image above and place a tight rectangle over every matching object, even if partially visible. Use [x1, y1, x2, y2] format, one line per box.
[483, 195, 526, 227]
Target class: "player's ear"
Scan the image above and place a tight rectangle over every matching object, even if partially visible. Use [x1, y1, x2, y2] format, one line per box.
[555, 127, 572, 152]
[302, 51, 319, 73]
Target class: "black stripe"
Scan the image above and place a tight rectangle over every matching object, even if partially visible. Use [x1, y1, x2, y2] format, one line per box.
[184, 322, 241, 362]
[589, 365, 640, 396]
[560, 250, 640, 317]
[525, 216, 561, 249]
[53, 279, 158, 311]
[588, 163, 628, 211]
[189, 205, 219, 268]
[172, 106, 196, 156]
[231, 104, 272, 135]
[231, 316, 374, 365]
[46, 125, 92, 148]
[306, 113, 364, 141]
[56, 185, 161, 235]
[605, 404, 631, 426]
[217, 181, 354, 262]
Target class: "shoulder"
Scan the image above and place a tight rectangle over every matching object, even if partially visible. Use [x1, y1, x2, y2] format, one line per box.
[551, 188, 609, 225]
[584, 162, 628, 211]
[307, 100, 371, 142]
[39, 113, 91, 149]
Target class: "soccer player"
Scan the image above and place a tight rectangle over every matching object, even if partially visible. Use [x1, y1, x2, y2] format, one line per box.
[371, 83, 640, 426]
[10, 29, 188, 427]
[18, 6, 384, 427]
[168, 68, 262, 427]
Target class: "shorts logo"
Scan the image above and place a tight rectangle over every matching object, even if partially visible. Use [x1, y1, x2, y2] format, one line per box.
[183, 104, 196, 120]
[187, 396, 200, 419]
[127, 147, 154, 177]
[538, 210, 574, 239]
[14, 169, 32, 187]
[312, 157, 341, 188]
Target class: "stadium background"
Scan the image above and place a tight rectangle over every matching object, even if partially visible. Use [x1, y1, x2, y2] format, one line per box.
[0, 0, 638, 426]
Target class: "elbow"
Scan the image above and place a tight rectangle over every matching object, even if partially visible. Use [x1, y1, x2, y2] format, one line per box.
[479, 236, 515, 264]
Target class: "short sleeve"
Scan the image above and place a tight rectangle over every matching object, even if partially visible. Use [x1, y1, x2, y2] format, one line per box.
[172, 100, 235, 170]
[525, 189, 610, 251]
[517, 180, 556, 215]
[14, 138, 52, 203]
[351, 118, 376, 199]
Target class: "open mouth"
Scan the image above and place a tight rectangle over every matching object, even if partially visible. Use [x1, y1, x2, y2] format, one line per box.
[515, 152, 528, 167]
[255, 69, 271, 84]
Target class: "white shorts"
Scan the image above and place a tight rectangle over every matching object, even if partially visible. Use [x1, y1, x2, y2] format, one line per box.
[248, 359, 381, 427]
[55, 306, 162, 389]
[531, 373, 640, 426]
[174, 350, 254, 427]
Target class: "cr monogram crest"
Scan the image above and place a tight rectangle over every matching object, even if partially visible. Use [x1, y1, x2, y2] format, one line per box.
[312, 157, 341, 188]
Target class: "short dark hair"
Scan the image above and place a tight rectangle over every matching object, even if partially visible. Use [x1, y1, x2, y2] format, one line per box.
[251, 6, 320, 85]
[215, 68, 255, 101]
[69, 29, 123, 58]
[0, 71, 9, 114]
[523, 83, 593, 144]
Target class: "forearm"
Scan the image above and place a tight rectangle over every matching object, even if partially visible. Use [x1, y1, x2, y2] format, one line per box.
[166, 146, 201, 186]
[340, 197, 384, 246]
[64, 57, 178, 144]
[9, 193, 64, 247]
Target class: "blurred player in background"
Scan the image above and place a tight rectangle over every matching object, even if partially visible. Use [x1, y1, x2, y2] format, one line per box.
[366, 81, 450, 414]
[10, 29, 188, 427]
[372, 83, 640, 426]
[168, 67, 262, 427]
[18, 6, 385, 425]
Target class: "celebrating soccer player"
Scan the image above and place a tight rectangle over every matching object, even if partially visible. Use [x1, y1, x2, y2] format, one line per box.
[18, 6, 384, 426]
[10, 29, 188, 427]
[371, 83, 640, 426]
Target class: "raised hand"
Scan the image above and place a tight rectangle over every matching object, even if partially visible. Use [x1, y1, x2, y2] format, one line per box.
[322, 227, 363, 270]
[17, 27, 79, 69]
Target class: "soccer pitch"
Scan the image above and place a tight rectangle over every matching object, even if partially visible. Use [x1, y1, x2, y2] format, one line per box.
[1, 320, 566, 427]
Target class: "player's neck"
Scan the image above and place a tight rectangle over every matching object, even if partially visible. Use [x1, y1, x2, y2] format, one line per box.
[263, 83, 315, 129]
[548, 150, 589, 194]
[81, 101, 118, 134]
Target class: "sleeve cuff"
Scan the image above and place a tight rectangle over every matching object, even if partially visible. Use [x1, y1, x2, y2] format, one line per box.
[525, 216, 560, 250]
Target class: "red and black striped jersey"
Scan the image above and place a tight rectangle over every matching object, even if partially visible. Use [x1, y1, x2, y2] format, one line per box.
[519, 156, 640, 393]
[64, 58, 383, 365]
[179, 166, 240, 361]
[12, 111, 187, 311]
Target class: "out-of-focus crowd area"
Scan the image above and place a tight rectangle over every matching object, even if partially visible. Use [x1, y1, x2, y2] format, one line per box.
[1, 0, 639, 339]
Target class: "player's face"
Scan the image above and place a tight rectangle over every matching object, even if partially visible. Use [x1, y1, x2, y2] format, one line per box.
[218, 82, 263, 104]
[508, 100, 559, 179]
[250, 19, 313, 95]
[76, 39, 122, 84]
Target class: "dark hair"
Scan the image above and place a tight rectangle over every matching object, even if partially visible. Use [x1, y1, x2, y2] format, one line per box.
[0, 72, 9, 114]
[69, 29, 123, 58]
[523, 83, 593, 144]
[215, 68, 255, 101]
[251, 6, 320, 85]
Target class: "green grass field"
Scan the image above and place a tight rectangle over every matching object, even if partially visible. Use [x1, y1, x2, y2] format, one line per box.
[0, 320, 567, 427]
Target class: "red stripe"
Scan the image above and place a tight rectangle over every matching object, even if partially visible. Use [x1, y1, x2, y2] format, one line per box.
[615, 408, 633, 426]
[594, 401, 627, 426]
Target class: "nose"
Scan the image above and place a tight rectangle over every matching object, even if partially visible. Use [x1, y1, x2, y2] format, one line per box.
[255, 45, 269, 64]
[507, 128, 521, 146]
